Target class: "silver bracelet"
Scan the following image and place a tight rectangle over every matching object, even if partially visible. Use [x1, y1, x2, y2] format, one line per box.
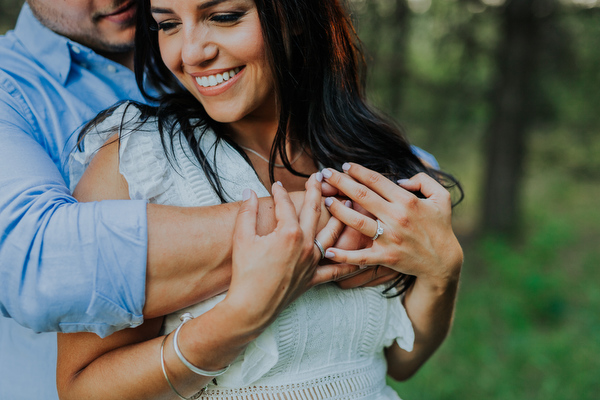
[160, 334, 205, 400]
[173, 312, 231, 377]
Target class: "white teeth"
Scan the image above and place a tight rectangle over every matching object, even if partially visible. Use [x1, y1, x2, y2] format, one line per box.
[195, 68, 240, 88]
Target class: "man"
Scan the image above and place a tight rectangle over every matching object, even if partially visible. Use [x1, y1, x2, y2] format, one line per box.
[0, 1, 458, 399]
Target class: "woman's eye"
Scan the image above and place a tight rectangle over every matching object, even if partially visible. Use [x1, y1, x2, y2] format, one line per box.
[151, 21, 180, 32]
[210, 12, 245, 24]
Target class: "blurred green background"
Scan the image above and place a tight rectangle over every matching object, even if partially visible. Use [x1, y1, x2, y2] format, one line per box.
[1, 0, 598, 398]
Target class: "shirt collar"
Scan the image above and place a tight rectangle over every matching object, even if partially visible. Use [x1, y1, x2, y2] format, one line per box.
[14, 3, 88, 86]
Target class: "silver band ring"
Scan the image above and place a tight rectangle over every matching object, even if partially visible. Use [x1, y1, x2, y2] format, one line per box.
[371, 219, 384, 241]
[314, 238, 325, 260]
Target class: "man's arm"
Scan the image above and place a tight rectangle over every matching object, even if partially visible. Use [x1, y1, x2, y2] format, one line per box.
[0, 109, 320, 337]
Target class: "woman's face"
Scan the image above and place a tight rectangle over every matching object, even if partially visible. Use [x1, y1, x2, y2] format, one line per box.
[150, 0, 275, 125]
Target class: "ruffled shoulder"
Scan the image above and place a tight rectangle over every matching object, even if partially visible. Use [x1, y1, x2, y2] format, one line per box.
[383, 293, 415, 352]
[69, 102, 180, 204]
[69, 102, 142, 191]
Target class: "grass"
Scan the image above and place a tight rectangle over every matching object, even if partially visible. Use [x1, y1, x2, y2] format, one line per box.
[389, 134, 600, 399]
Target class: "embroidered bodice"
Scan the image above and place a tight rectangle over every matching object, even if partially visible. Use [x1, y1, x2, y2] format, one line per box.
[70, 103, 414, 400]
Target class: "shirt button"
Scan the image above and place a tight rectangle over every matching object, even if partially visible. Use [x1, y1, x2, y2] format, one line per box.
[107, 65, 117, 73]
[72, 46, 81, 54]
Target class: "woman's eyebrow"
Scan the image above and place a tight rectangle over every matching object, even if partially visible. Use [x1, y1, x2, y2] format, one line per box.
[150, 7, 173, 14]
[151, 0, 231, 14]
[198, 0, 231, 10]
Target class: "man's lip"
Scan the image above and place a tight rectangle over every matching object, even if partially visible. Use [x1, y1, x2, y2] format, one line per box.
[103, 1, 136, 17]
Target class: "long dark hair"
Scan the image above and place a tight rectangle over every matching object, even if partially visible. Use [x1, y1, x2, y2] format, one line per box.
[81, 0, 463, 295]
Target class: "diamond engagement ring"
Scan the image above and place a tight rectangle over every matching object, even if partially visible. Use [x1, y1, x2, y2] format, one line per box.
[314, 238, 325, 260]
[371, 219, 384, 240]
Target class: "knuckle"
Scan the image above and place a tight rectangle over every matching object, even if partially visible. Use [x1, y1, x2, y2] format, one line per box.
[312, 201, 322, 214]
[366, 172, 381, 185]
[415, 172, 428, 180]
[329, 173, 343, 186]
[406, 196, 419, 210]
[354, 187, 369, 201]
[395, 215, 410, 229]
[282, 224, 303, 241]
[353, 216, 367, 231]
[328, 226, 342, 244]
[357, 256, 369, 267]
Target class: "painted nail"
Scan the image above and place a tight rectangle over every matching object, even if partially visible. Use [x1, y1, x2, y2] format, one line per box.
[397, 179, 410, 185]
[321, 168, 332, 179]
[342, 163, 351, 172]
[345, 200, 352, 207]
[325, 250, 335, 258]
[242, 188, 252, 201]
[324, 197, 334, 207]
[315, 172, 323, 182]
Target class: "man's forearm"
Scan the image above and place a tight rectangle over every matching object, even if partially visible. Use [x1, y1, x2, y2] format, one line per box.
[143, 192, 310, 318]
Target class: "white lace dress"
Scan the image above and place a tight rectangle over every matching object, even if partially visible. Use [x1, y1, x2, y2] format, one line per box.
[70, 103, 415, 400]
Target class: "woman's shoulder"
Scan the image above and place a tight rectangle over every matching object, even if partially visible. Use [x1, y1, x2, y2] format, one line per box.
[68, 101, 159, 191]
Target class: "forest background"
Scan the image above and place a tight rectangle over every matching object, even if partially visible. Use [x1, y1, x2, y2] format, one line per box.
[1, 0, 598, 398]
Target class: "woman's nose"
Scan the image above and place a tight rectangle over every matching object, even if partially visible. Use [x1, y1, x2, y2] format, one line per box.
[181, 26, 218, 66]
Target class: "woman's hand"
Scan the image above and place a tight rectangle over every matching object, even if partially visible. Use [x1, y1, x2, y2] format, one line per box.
[223, 173, 332, 334]
[320, 163, 463, 292]
[320, 163, 463, 379]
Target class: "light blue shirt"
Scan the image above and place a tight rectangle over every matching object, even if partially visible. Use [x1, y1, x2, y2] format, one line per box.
[0, 5, 149, 399]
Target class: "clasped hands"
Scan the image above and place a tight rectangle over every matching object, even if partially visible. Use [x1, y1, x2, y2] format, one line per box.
[227, 162, 463, 329]
[314, 162, 463, 292]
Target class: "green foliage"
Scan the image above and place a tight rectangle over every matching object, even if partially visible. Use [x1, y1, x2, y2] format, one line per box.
[390, 208, 600, 399]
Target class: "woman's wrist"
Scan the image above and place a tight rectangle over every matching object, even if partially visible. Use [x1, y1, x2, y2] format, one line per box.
[175, 303, 262, 373]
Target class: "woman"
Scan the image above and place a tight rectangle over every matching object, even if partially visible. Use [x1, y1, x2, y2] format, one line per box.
[58, 0, 463, 398]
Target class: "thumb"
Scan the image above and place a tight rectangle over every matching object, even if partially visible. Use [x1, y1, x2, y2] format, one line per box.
[233, 188, 258, 242]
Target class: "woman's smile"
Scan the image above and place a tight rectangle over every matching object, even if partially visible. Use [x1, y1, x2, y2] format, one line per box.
[191, 66, 243, 96]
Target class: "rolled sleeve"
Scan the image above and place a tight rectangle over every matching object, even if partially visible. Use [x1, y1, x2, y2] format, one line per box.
[0, 90, 148, 337]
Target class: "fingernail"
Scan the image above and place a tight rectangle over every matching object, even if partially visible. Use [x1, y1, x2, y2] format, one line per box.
[242, 188, 252, 201]
[315, 172, 323, 182]
[325, 250, 335, 258]
[397, 179, 410, 185]
[321, 168, 332, 179]
[276, 181, 283, 187]
[324, 197, 333, 207]
[359, 265, 368, 270]
[345, 200, 352, 207]
[342, 162, 351, 172]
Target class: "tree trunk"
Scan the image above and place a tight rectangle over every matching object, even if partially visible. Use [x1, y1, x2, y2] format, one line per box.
[481, 0, 552, 235]
[386, 0, 410, 116]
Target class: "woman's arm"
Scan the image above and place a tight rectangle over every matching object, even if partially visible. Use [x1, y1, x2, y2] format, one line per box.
[58, 171, 330, 399]
[319, 164, 463, 380]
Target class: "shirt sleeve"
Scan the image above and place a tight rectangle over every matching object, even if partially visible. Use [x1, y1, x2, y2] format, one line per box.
[410, 145, 440, 170]
[0, 81, 148, 337]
